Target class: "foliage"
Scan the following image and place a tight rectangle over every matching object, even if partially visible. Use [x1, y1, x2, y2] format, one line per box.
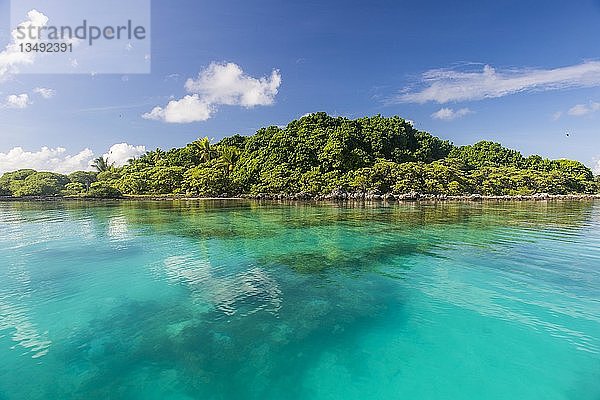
[62, 182, 86, 196]
[8, 172, 70, 197]
[91, 157, 113, 172]
[449, 141, 525, 169]
[183, 164, 232, 196]
[113, 166, 185, 195]
[0, 114, 597, 198]
[191, 137, 218, 163]
[0, 169, 37, 195]
[97, 170, 121, 182]
[86, 182, 123, 198]
[68, 171, 98, 190]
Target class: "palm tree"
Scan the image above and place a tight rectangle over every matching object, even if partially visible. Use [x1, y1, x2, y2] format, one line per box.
[152, 149, 166, 166]
[91, 156, 113, 172]
[191, 137, 217, 163]
[219, 146, 240, 175]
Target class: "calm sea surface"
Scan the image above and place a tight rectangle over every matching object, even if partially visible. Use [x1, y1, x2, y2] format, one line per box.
[0, 200, 598, 399]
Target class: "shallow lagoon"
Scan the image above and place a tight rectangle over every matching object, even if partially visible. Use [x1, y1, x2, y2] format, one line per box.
[0, 200, 599, 399]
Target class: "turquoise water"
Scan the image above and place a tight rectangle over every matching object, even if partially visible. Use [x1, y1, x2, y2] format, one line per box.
[0, 200, 599, 400]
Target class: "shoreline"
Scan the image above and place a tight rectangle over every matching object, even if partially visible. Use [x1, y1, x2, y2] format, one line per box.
[1, 193, 600, 203]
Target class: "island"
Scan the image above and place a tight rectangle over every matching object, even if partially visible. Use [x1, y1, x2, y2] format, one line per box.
[1, 113, 598, 200]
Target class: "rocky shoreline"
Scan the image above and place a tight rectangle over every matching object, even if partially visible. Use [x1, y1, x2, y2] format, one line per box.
[2, 191, 600, 202]
[245, 191, 600, 201]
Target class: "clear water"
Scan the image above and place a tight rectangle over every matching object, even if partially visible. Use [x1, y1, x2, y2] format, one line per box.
[0, 200, 599, 400]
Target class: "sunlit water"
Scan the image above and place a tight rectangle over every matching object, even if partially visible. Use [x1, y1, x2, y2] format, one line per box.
[0, 200, 599, 399]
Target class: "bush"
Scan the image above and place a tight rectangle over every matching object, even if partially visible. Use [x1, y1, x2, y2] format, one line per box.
[86, 182, 122, 198]
[9, 172, 70, 197]
[0, 169, 38, 195]
[68, 171, 97, 189]
[183, 165, 232, 196]
[62, 182, 86, 196]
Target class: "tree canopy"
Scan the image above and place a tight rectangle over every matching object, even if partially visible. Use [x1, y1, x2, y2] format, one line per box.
[0, 113, 597, 198]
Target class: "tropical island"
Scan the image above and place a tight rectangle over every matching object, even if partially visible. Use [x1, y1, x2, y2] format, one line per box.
[1, 113, 599, 200]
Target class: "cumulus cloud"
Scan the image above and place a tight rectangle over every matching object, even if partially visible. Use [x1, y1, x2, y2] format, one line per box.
[0, 10, 49, 81]
[143, 95, 212, 123]
[184, 62, 282, 107]
[567, 101, 600, 116]
[144, 62, 282, 123]
[397, 61, 600, 104]
[33, 87, 55, 99]
[0, 147, 93, 174]
[103, 143, 146, 166]
[431, 107, 473, 120]
[3, 94, 30, 109]
[0, 143, 146, 175]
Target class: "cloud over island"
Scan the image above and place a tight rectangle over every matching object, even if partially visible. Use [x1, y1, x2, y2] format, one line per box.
[0, 143, 146, 175]
[143, 62, 282, 123]
[431, 107, 473, 120]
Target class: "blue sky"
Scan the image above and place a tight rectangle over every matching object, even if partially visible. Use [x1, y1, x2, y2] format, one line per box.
[1, 0, 600, 173]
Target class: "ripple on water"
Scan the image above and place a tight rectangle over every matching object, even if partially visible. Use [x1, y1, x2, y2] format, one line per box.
[0, 201, 598, 400]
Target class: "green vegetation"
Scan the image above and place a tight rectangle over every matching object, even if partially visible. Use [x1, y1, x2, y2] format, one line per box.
[0, 113, 598, 198]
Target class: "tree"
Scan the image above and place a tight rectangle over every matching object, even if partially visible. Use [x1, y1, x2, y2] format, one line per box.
[218, 146, 240, 175]
[183, 165, 232, 196]
[191, 137, 218, 163]
[9, 172, 70, 197]
[86, 182, 122, 198]
[217, 134, 247, 149]
[0, 169, 37, 195]
[147, 166, 185, 194]
[62, 182, 86, 196]
[1, 114, 597, 197]
[91, 157, 113, 172]
[68, 171, 98, 191]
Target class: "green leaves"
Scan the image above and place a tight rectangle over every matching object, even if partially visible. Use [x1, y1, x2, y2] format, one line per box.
[91, 156, 113, 172]
[86, 182, 122, 198]
[8, 171, 70, 197]
[0, 114, 597, 198]
[183, 165, 232, 196]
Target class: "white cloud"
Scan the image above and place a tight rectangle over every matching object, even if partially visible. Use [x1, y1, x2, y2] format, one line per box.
[397, 61, 600, 104]
[431, 107, 473, 120]
[33, 87, 55, 99]
[103, 143, 146, 166]
[1, 89, 55, 110]
[552, 111, 563, 121]
[0, 10, 49, 81]
[144, 62, 282, 123]
[0, 143, 146, 175]
[143, 95, 213, 123]
[3, 94, 30, 109]
[594, 160, 600, 175]
[567, 101, 600, 116]
[0, 147, 93, 174]
[184, 62, 282, 107]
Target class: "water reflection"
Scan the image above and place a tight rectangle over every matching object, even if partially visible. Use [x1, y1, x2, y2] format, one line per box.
[161, 255, 282, 317]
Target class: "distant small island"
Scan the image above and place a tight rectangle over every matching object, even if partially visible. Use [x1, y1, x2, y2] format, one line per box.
[1, 113, 599, 200]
